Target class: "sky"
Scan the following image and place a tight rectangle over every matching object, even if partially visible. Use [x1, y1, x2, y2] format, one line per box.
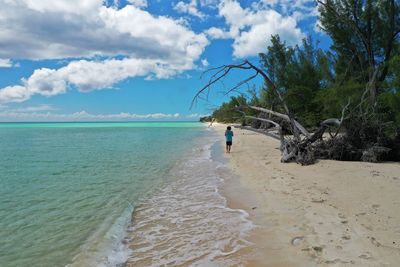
[0, 0, 330, 122]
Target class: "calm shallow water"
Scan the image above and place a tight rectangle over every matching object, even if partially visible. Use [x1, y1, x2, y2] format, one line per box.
[125, 130, 254, 267]
[0, 122, 204, 267]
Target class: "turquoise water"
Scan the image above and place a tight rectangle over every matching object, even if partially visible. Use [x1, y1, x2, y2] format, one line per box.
[0, 122, 204, 267]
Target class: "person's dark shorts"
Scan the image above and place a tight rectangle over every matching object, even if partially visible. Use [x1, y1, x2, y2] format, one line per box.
[226, 141, 232, 146]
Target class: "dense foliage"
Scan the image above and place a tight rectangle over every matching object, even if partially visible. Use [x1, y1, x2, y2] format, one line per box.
[207, 0, 400, 161]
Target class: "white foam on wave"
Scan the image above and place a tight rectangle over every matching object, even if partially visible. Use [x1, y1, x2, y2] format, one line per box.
[125, 135, 255, 266]
[66, 204, 133, 267]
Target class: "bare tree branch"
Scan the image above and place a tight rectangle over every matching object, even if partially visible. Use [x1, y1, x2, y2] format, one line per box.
[247, 105, 310, 137]
[194, 60, 351, 165]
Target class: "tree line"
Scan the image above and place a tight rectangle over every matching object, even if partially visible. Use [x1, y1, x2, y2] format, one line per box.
[199, 0, 400, 163]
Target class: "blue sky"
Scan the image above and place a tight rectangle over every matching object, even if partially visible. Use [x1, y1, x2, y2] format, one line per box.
[0, 0, 329, 121]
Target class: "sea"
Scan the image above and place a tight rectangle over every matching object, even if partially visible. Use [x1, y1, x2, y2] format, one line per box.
[0, 122, 253, 267]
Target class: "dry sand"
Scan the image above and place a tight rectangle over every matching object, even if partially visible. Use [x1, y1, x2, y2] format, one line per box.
[213, 123, 400, 267]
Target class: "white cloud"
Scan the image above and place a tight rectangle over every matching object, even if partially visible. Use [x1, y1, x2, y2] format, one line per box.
[0, 57, 203, 103]
[98, 6, 208, 60]
[0, 110, 181, 121]
[10, 104, 56, 112]
[0, 86, 32, 103]
[0, 1, 209, 103]
[0, 2, 208, 60]
[174, 0, 205, 19]
[210, 0, 304, 58]
[186, 113, 209, 118]
[0, 58, 14, 68]
[201, 59, 209, 67]
[205, 27, 232, 39]
[127, 0, 147, 8]
[198, 0, 219, 7]
[257, 0, 317, 20]
[19, 0, 103, 15]
[24, 68, 68, 96]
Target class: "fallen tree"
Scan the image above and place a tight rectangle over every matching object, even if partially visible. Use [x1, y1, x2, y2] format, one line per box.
[192, 60, 395, 165]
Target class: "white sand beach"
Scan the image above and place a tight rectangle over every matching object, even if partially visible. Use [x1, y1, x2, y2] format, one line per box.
[214, 123, 400, 267]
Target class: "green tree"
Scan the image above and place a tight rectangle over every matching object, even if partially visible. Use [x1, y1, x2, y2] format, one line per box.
[212, 95, 247, 123]
[259, 35, 332, 127]
[318, 0, 400, 103]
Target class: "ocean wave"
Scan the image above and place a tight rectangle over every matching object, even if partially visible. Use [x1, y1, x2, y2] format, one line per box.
[125, 136, 254, 266]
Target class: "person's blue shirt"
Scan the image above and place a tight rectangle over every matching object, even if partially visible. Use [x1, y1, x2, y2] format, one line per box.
[225, 130, 233, 142]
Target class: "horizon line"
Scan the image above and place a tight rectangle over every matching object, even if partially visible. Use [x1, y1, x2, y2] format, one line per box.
[0, 120, 202, 123]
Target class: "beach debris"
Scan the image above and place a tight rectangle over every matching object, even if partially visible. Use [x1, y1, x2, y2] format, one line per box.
[311, 198, 325, 203]
[291, 236, 304, 246]
[325, 258, 355, 265]
[342, 235, 351, 240]
[312, 246, 324, 253]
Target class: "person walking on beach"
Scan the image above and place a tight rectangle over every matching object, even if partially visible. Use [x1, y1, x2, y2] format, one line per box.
[225, 126, 234, 153]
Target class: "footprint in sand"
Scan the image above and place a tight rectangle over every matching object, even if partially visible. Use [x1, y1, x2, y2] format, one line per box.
[370, 237, 382, 247]
[371, 171, 380, 177]
[359, 252, 373, 260]
[324, 259, 350, 264]
[361, 223, 374, 231]
[312, 246, 324, 254]
[342, 235, 351, 240]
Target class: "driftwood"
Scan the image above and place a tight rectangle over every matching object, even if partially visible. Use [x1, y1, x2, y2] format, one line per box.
[193, 60, 392, 165]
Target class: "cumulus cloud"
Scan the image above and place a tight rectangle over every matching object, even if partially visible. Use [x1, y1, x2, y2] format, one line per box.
[0, 1, 209, 103]
[0, 1, 208, 60]
[0, 110, 180, 122]
[0, 57, 201, 103]
[174, 0, 205, 19]
[0, 86, 32, 103]
[206, 0, 305, 58]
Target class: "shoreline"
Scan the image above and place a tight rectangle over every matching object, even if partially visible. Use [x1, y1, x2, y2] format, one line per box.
[123, 128, 254, 266]
[213, 123, 400, 266]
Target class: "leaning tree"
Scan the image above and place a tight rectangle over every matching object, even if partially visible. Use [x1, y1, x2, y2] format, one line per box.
[192, 0, 400, 165]
[192, 60, 353, 165]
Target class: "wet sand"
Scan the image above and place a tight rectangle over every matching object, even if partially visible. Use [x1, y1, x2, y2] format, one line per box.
[214, 123, 400, 267]
[123, 132, 254, 267]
